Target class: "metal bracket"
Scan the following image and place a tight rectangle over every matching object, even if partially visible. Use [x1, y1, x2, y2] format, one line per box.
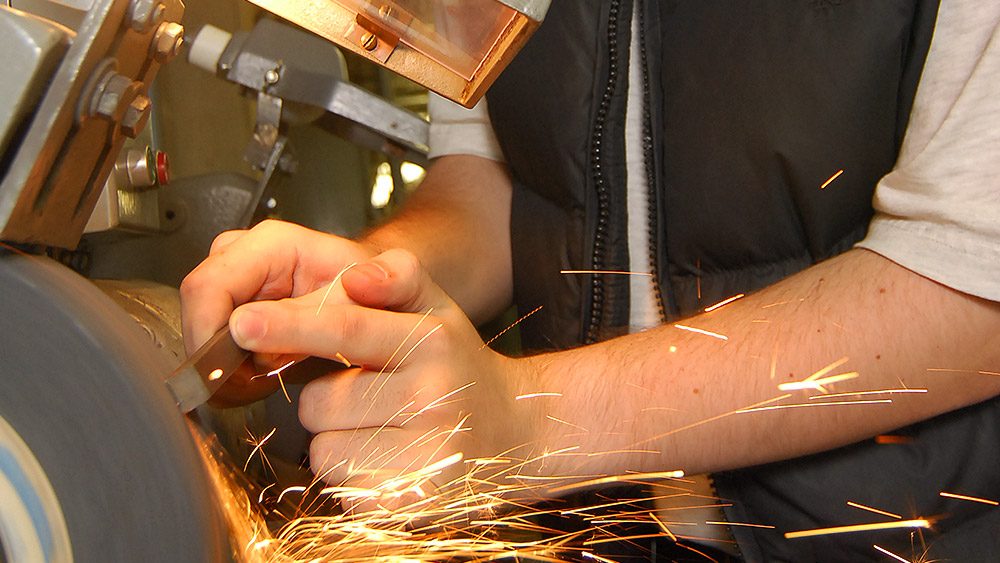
[344, 7, 408, 63]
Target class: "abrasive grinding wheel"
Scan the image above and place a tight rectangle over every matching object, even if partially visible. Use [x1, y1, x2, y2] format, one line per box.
[0, 253, 227, 562]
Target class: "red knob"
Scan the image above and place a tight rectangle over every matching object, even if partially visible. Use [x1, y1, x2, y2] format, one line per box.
[155, 151, 170, 186]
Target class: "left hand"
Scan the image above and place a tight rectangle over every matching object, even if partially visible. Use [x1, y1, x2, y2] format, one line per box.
[227, 249, 540, 501]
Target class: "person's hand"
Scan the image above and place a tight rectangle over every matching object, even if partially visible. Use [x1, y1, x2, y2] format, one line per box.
[226, 248, 542, 505]
[180, 220, 377, 405]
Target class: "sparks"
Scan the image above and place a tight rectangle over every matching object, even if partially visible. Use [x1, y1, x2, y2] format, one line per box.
[481, 305, 543, 350]
[820, 169, 844, 189]
[704, 293, 745, 312]
[778, 371, 859, 392]
[846, 501, 902, 519]
[809, 388, 927, 400]
[548, 470, 685, 494]
[784, 518, 930, 539]
[736, 399, 892, 414]
[873, 544, 911, 563]
[939, 491, 999, 506]
[673, 324, 728, 341]
[515, 392, 563, 400]
[316, 262, 358, 316]
[706, 521, 775, 529]
[561, 269, 654, 276]
[927, 368, 1000, 377]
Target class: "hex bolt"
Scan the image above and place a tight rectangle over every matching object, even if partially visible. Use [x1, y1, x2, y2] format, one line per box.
[90, 73, 142, 123]
[129, 0, 166, 33]
[152, 22, 185, 63]
[121, 94, 152, 138]
[360, 32, 379, 51]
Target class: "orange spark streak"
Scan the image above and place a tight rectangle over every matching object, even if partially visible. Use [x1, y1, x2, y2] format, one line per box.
[820, 169, 844, 189]
[548, 470, 685, 494]
[243, 427, 277, 471]
[809, 388, 927, 400]
[927, 368, 1000, 377]
[334, 352, 352, 367]
[650, 513, 678, 542]
[363, 308, 434, 400]
[673, 324, 728, 341]
[276, 486, 307, 504]
[805, 357, 850, 382]
[481, 305, 543, 350]
[316, 262, 358, 316]
[399, 382, 476, 427]
[784, 518, 929, 539]
[736, 399, 891, 414]
[250, 359, 296, 402]
[561, 269, 654, 276]
[778, 372, 859, 391]
[875, 435, 913, 444]
[939, 491, 999, 506]
[633, 394, 792, 448]
[515, 392, 563, 400]
[704, 293, 745, 312]
[873, 544, 911, 563]
[847, 501, 902, 519]
[546, 415, 589, 432]
[706, 521, 775, 529]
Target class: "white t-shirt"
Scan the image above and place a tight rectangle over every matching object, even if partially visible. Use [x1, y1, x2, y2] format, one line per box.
[428, 1, 1000, 310]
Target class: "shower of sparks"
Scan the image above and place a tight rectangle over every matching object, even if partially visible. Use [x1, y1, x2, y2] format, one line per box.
[873, 544, 911, 563]
[820, 169, 844, 189]
[926, 368, 1000, 377]
[809, 388, 927, 400]
[939, 491, 999, 506]
[316, 262, 358, 316]
[778, 371, 859, 392]
[208, 368, 224, 381]
[736, 398, 892, 414]
[673, 324, 729, 341]
[784, 518, 930, 539]
[847, 501, 902, 520]
[676, 542, 720, 562]
[516, 392, 563, 400]
[482, 305, 544, 350]
[560, 269, 654, 276]
[363, 308, 435, 400]
[704, 293, 745, 312]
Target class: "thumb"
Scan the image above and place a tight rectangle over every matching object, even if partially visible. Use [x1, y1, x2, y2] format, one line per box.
[342, 249, 451, 313]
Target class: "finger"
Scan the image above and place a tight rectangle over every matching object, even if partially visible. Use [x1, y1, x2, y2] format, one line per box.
[299, 369, 430, 433]
[208, 229, 247, 255]
[342, 249, 454, 314]
[181, 220, 366, 352]
[229, 298, 445, 369]
[309, 427, 458, 489]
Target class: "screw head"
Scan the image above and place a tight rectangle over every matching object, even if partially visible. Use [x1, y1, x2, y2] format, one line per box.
[360, 32, 379, 51]
[264, 68, 281, 85]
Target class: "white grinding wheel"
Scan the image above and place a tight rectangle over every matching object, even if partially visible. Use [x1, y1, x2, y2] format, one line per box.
[0, 253, 227, 562]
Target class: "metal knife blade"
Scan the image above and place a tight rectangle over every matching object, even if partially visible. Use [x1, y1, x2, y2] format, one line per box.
[165, 326, 251, 413]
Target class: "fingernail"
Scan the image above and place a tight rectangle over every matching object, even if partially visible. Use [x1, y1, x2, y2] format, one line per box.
[231, 307, 267, 346]
[354, 262, 389, 283]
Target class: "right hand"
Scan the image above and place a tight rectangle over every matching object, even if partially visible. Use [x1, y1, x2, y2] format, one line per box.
[180, 220, 377, 405]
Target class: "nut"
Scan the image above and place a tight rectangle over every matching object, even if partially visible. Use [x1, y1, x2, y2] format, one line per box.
[121, 95, 152, 138]
[129, 0, 165, 33]
[152, 22, 185, 63]
[91, 73, 141, 123]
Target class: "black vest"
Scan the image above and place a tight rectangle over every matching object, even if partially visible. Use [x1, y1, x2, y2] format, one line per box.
[489, 1, 1000, 560]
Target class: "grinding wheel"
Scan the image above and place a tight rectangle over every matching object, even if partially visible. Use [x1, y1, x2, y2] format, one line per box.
[0, 253, 226, 562]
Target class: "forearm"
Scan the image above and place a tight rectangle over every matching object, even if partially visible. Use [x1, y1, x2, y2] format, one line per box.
[519, 249, 1000, 478]
[361, 155, 514, 324]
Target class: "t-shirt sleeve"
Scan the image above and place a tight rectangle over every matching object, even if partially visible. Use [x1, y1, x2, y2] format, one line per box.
[427, 93, 506, 162]
[857, 3, 1000, 302]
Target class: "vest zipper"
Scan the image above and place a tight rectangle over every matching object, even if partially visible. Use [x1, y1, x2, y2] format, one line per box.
[585, 0, 623, 344]
[637, 0, 667, 323]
